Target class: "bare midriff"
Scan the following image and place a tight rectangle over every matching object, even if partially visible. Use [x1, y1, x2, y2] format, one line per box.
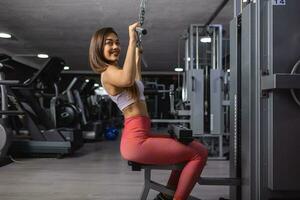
[122, 100, 149, 118]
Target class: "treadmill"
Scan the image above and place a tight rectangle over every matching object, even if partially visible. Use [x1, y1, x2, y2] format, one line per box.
[0, 54, 83, 156]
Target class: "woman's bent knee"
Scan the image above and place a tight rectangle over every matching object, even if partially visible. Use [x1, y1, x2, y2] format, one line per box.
[189, 141, 208, 159]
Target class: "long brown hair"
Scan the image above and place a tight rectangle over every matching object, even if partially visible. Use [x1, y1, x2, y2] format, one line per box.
[89, 27, 139, 101]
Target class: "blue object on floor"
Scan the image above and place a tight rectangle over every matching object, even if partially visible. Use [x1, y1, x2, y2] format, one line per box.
[104, 127, 119, 140]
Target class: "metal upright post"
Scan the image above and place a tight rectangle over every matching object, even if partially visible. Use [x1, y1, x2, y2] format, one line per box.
[185, 36, 189, 72]
[229, 3, 241, 200]
[217, 25, 223, 70]
[212, 27, 216, 70]
[196, 27, 199, 69]
[189, 25, 194, 70]
[234, 0, 242, 17]
[210, 25, 224, 135]
[182, 36, 189, 102]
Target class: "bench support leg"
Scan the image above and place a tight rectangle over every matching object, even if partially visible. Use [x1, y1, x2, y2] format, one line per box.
[140, 168, 151, 200]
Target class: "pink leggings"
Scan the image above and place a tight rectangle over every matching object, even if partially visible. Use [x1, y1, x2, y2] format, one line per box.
[120, 116, 208, 200]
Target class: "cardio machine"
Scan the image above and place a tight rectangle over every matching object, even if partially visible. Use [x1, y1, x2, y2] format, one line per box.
[57, 77, 103, 141]
[0, 54, 83, 157]
[0, 58, 22, 166]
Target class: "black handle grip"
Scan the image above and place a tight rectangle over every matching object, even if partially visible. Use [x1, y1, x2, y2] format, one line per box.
[136, 27, 147, 35]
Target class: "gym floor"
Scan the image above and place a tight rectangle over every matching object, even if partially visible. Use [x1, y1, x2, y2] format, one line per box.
[0, 135, 229, 200]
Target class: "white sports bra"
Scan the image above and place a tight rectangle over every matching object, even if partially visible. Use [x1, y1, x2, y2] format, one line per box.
[101, 79, 146, 111]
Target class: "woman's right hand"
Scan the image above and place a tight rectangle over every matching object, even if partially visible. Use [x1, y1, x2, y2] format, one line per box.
[128, 22, 140, 42]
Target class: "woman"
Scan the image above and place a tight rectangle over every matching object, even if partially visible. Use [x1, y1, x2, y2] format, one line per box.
[89, 22, 208, 200]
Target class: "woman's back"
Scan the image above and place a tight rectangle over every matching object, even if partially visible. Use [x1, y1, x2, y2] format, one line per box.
[101, 71, 149, 118]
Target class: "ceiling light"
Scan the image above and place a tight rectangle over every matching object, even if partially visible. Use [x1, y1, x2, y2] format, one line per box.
[200, 36, 212, 43]
[94, 83, 100, 87]
[63, 66, 70, 70]
[175, 67, 183, 72]
[0, 33, 12, 39]
[85, 79, 90, 83]
[37, 54, 49, 59]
